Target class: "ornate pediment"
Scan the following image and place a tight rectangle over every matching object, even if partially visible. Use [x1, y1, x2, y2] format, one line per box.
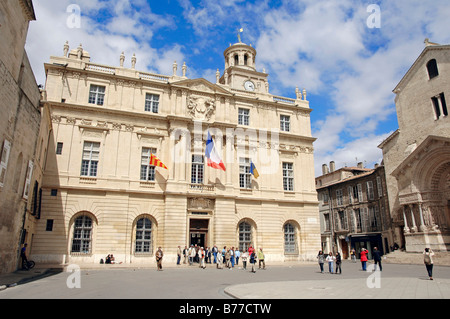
[171, 78, 231, 95]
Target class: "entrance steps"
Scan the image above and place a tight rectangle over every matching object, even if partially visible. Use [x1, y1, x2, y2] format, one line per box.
[384, 250, 450, 266]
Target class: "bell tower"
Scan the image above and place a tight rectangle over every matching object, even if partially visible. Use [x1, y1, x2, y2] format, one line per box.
[220, 30, 269, 93]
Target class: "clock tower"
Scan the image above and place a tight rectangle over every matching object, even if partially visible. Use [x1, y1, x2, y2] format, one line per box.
[220, 39, 269, 94]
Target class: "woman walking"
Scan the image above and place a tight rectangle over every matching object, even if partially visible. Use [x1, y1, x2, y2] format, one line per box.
[317, 250, 325, 273]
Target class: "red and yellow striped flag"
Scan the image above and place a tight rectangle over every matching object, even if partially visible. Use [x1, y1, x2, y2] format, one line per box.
[149, 153, 168, 169]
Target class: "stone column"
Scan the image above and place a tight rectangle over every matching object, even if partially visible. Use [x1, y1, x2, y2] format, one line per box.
[403, 206, 410, 233]
[409, 204, 417, 232]
[418, 203, 427, 232]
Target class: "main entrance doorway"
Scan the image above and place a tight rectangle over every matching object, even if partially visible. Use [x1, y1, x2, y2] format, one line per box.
[189, 218, 209, 247]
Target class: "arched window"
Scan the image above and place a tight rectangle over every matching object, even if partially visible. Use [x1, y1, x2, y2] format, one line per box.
[135, 217, 152, 254]
[284, 223, 297, 254]
[71, 215, 93, 254]
[234, 54, 239, 66]
[244, 54, 248, 65]
[239, 221, 252, 252]
[427, 59, 439, 79]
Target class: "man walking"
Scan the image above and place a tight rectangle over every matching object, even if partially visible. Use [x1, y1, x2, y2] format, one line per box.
[257, 248, 265, 270]
[373, 247, 382, 271]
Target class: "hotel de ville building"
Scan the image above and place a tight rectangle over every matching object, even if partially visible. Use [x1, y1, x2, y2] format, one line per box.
[29, 38, 320, 266]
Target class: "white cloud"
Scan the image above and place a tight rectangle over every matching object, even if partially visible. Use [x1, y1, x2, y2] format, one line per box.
[25, 0, 183, 85]
[252, 0, 450, 176]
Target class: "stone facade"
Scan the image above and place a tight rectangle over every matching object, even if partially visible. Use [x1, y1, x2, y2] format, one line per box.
[0, 0, 45, 273]
[316, 162, 393, 259]
[379, 40, 450, 252]
[32, 39, 321, 266]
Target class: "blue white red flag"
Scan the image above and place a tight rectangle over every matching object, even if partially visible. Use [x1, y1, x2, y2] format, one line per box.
[205, 132, 226, 171]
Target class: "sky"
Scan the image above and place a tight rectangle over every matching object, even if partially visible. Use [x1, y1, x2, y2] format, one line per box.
[24, 0, 450, 176]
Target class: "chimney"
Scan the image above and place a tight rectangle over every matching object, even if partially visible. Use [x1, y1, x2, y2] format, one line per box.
[322, 164, 329, 175]
[357, 162, 363, 168]
[330, 161, 335, 172]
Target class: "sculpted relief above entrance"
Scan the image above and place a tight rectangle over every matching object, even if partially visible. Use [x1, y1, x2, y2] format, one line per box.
[187, 96, 215, 121]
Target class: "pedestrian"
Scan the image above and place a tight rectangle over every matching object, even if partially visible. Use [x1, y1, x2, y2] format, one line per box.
[258, 248, 266, 270]
[335, 252, 342, 274]
[189, 245, 196, 265]
[20, 243, 29, 269]
[177, 246, 181, 265]
[222, 246, 227, 264]
[212, 245, 218, 264]
[230, 247, 235, 268]
[183, 246, 188, 264]
[351, 248, 356, 263]
[360, 248, 369, 271]
[241, 251, 248, 270]
[372, 247, 382, 271]
[216, 251, 223, 269]
[423, 247, 434, 280]
[225, 248, 231, 269]
[250, 250, 257, 273]
[326, 252, 335, 274]
[207, 247, 212, 264]
[155, 246, 163, 271]
[199, 247, 206, 269]
[317, 250, 325, 273]
[235, 248, 240, 265]
[194, 244, 199, 263]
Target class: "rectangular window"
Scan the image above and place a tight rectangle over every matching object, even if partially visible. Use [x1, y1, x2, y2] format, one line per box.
[322, 192, 329, 205]
[51, 189, 58, 196]
[239, 157, 251, 189]
[376, 176, 382, 198]
[141, 147, 157, 181]
[238, 108, 249, 125]
[338, 210, 348, 230]
[46, 219, 54, 231]
[357, 184, 363, 202]
[280, 115, 290, 132]
[348, 186, 353, 204]
[432, 93, 448, 119]
[191, 155, 204, 184]
[336, 189, 343, 206]
[283, 162, 294, 191]
[145, 93, 159, 113]
[88, 85, 105, 105]
[81, 141, 100, 177]
[56, 142, 63, 155]
[23, 160, 34, 199]
[367, 181, 374, 200]
[0, 139, 11, 187]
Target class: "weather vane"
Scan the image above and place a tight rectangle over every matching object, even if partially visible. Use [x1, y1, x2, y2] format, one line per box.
[237, 27, 243, 43]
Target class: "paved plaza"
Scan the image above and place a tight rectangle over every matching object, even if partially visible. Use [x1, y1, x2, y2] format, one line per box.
[1, 260, 449, 300]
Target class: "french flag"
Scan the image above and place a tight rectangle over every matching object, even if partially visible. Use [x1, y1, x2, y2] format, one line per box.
[205, 131, 226, 171]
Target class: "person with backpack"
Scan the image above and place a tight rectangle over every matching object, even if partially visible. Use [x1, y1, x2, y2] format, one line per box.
[250, 250, 257, 273]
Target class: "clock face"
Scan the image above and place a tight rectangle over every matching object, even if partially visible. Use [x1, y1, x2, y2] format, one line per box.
[244, 80, 255, 91]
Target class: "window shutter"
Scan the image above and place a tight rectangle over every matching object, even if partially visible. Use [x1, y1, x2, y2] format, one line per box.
[23, 160, 34, 199]
[0, 139, 11, 187]
[357, 184, 363, 202]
